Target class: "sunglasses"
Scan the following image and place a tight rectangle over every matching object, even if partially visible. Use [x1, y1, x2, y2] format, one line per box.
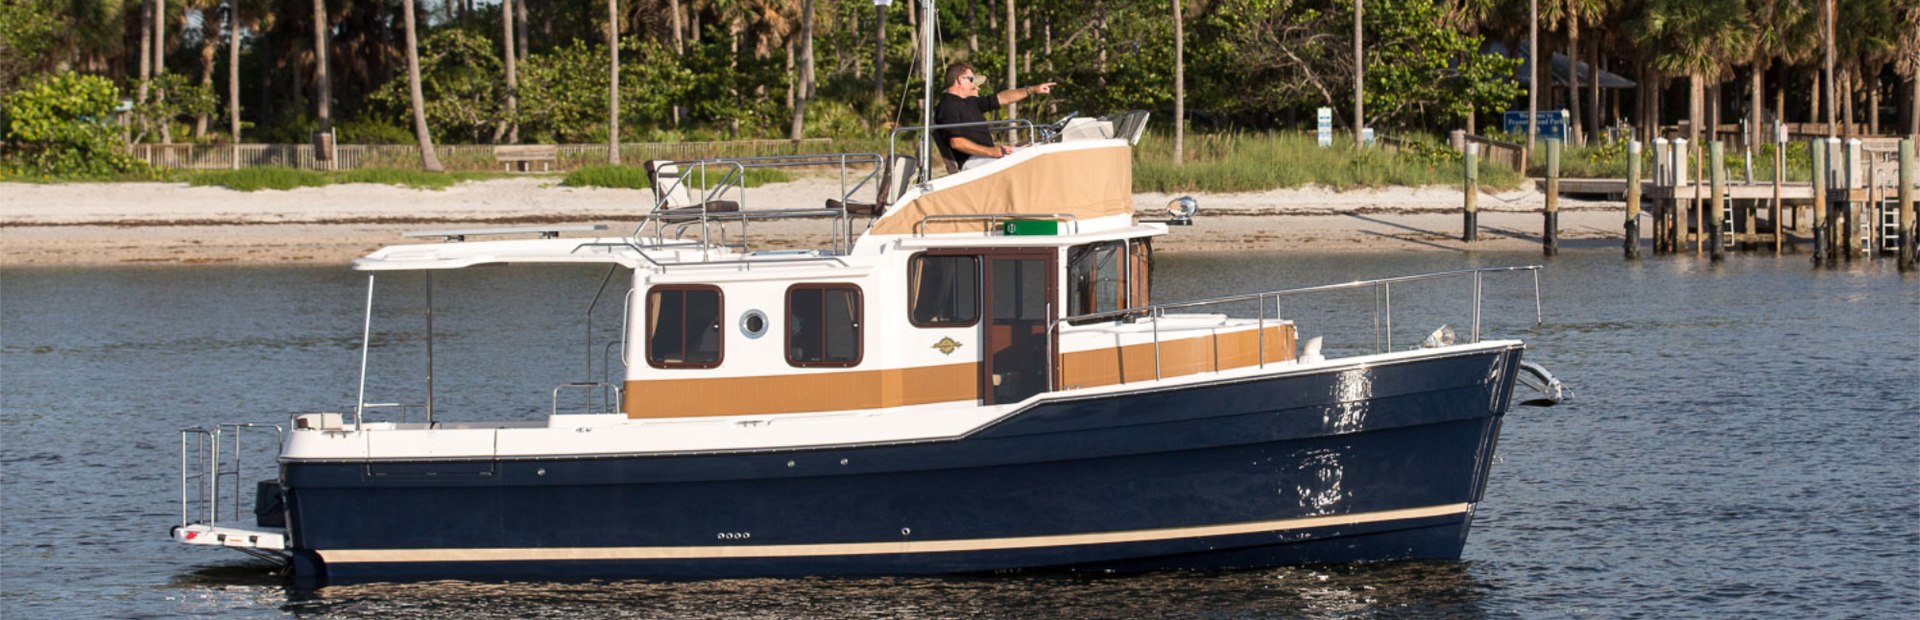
[963, 74, 987, 85]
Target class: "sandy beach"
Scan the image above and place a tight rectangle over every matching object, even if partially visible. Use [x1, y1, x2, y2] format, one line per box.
[0, 177, 1628, 266]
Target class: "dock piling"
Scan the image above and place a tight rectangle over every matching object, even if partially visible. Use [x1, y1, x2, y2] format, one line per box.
[1626, 139, 1642, 258]
[1464, 143, 1479, 242]
[1843, 138, 1863, 260]
[1773, 123, 1784, 255]
[1812, 138, 1828, 265]
[1544, 139, 1560, 256]
[1709, 141, 1726, 261]
[1652, 138, 1671, 254]
[1901, 137, 1915, 271]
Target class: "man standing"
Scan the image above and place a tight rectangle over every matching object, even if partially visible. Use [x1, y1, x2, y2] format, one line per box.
[933, 63, 1057, 171]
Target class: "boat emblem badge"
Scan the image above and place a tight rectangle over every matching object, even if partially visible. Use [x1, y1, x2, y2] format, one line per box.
[932, 337, 963, 355]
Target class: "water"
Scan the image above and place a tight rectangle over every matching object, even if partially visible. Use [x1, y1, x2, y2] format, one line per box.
[3, 251, 1915, 618]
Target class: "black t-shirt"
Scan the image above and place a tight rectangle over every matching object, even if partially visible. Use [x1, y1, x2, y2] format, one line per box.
[933, 92, 1001, 168]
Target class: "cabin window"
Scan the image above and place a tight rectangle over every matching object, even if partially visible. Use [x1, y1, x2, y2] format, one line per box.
[1068, 240, 1126, 317]
[787, 284, 863, 366]
[908, 254, 979, 326]
[646, 285, 723, 368]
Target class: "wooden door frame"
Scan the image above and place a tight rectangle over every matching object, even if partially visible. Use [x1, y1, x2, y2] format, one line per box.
[977, 248, 1059, 405]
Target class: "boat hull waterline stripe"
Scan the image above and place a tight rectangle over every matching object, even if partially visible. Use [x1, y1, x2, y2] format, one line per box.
[319, 503, 1470, 564]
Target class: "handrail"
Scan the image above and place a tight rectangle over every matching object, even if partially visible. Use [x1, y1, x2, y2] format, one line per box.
[553, 382, 623, 416]
[633, 152, 886, 258]
[178, 423, 284, 528]
[912, 213, 1081, 237]
[889, 119, 1038, 183]
[1049, 266, 1543, 384]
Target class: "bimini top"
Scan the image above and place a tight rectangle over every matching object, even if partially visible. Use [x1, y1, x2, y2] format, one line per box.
[864, 139, 1136, 236]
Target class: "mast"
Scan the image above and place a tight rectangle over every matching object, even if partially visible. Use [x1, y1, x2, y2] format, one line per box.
[920, 0, 935, 183]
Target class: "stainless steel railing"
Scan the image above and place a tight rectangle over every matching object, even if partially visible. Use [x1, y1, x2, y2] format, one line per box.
[888, 119, 1038, 183]
[178, 423, 284, 528]
[635, 152, 886, 257]
[1049, 266, 1543, 383]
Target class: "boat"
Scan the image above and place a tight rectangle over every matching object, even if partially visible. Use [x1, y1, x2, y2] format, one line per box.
[167, 110, 1563, 583]
[167, 5, 1563, 582]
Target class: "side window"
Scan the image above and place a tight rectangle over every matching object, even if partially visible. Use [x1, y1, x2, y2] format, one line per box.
[646, 286, 723, 368]
[1068, 240, 1125, 317]
[908, 254, 979, 326]
[788, 284, 863, 366]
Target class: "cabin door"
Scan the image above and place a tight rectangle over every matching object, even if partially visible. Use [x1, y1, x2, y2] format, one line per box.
[981, 251, 1057, 405]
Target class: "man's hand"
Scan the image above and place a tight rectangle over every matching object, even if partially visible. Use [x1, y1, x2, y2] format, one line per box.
[1029, 82, 1056, 95]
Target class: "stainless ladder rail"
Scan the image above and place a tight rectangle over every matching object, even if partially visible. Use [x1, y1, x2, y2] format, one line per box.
[178, 423, 285, 527]
[1049, 266, 1544, 384]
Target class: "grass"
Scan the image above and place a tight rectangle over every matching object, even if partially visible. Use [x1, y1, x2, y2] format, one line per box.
[186, 167, 505, 191]
[1131, 131, 1526, 193]
[561, 164, 793, 190]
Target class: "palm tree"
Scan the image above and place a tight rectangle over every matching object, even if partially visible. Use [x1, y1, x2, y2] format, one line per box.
[138, 0, 153, 119]
[1744, 0, 1814, 146]
[502, 0, 518, 143]
[227, 0, 242, 168]
[192, 0, 221, 139]
[310, 0, 329, 136]
[1006, 0, 1017, 120]
[608, 0, 621, 164]
[155, 0, 172, 144]
[788, 0, 814, 140]
[1639, 0, 1748, 144]
[1172, 0, 1183, 164]
[400, 0, 442, 171]
[1542, 0, 1604, 144]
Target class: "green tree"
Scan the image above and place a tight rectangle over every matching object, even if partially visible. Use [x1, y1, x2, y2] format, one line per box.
[372, 29, 505, 143]
[2, 71, 149, 175]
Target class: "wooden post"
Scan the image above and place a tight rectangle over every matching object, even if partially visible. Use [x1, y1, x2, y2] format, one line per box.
[1652, 138, 1669, 254]
[1843, 138, 1861, 260]
[1900, 137, 1915, 271]
[1811, 138, 1828, 264]
[1773, 122, 1784, 255]
[1626, 139, 1642, 258]
[1709, 141, 1726, 261]
[1693, 141, 1705, 256]
[1464, 143, 1479, 242]
[1544, 139, 1560, 256]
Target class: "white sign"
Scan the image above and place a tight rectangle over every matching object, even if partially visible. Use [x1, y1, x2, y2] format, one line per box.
[1317, 108, 1332, 148]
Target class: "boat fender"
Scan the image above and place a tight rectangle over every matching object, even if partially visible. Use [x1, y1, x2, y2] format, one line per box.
[1299, 337, 1324, 364]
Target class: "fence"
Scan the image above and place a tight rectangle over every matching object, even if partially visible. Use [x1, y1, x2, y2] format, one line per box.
[125, 139, 839, 172]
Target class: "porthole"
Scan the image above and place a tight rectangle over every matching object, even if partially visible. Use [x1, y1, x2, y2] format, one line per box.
[739, 310, 769, 339]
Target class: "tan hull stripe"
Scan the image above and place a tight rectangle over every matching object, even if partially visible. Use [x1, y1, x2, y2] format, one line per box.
[319, 503, 1469, 564]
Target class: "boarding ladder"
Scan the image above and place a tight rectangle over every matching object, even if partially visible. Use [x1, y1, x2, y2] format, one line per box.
[172, 423, 289, 563]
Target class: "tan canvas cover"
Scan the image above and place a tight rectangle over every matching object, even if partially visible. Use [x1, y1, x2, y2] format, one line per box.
[869, 143, 1134, 235]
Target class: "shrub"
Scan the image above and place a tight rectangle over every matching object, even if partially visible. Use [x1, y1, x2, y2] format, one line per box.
[1, 71, 150, 176]
[188, 167, 329, 191]
[335, 119, 416, 145]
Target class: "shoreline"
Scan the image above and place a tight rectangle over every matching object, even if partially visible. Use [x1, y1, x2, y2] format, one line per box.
[1, 179, 1629, 267]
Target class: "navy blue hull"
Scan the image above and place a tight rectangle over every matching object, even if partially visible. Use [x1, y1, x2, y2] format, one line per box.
[283, 346, 1522, 583]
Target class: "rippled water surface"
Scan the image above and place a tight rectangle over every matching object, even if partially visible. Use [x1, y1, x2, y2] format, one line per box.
[3, 251, 1915, 618]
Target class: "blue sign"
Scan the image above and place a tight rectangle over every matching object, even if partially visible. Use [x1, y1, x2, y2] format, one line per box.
[1503, 110, 1569, 141]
